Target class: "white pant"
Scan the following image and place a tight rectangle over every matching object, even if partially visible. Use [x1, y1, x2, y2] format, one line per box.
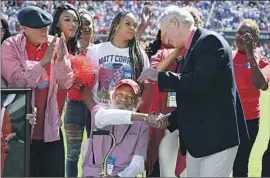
[187, 146, 238, 177]
[159, 129, 179, 177]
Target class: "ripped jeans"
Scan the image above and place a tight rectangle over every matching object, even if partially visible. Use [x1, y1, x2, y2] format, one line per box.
[64, 99, 91, 177]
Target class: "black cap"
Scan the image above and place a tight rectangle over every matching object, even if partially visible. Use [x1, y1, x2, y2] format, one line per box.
[17, 6, 53, 29]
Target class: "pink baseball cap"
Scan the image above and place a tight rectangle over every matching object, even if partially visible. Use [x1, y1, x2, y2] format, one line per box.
[114, 79, 140, 95]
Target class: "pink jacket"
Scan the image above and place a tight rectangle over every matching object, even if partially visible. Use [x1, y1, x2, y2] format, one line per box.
[1, 33, 74, 142]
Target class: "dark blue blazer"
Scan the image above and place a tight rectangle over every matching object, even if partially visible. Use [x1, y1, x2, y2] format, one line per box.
[158, 28, 249, 158]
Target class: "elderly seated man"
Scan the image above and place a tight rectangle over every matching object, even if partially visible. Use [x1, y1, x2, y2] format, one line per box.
[82, 79, 149, 177]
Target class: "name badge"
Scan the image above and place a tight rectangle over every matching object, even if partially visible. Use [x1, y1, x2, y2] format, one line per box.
[107, 156, 116, 176]
[38, 81, 49, 89]
[167, 92, 177, 107]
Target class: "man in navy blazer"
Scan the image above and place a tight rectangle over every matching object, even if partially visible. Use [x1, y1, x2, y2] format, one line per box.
[139, 5, 248, 177]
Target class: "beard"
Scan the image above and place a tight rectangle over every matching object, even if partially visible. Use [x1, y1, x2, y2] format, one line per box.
[111, 101, 133, 111]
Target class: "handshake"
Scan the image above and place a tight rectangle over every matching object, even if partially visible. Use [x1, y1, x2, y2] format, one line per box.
[143, 113, 170, 129]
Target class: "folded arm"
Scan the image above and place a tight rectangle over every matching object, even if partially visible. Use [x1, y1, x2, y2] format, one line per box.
[158, 35, 227, 95]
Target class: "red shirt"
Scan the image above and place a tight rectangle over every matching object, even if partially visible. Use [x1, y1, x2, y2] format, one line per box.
[149, 49, 178, 114]
[26, 41, 49, 140]
[233, 51, 270, 120]
[26, 41, 66, 140]
[66, 50, 88, 101]
[145, 49, 180, 175]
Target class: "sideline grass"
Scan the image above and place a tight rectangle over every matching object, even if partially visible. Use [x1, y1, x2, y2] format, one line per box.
[249, 91, 269, 177]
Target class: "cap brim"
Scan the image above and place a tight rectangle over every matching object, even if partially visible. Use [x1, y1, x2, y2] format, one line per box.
[115, 83, 139, 95]
[22, 22, 51, 29]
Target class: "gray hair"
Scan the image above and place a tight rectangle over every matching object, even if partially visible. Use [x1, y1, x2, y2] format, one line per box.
[158, 5, 195, 27]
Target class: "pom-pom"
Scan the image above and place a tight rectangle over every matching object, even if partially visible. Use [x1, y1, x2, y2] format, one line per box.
[68, 55, 96, 101]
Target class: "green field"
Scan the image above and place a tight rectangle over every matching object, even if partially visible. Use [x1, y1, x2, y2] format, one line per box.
[249, 91, 270, 177]
[61, 91, 270, 177]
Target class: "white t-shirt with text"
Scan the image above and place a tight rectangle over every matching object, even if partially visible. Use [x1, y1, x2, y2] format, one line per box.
[86, 42, 149, 105]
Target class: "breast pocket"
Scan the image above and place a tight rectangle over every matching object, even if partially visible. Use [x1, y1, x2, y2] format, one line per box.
[115, 127, 138, 150]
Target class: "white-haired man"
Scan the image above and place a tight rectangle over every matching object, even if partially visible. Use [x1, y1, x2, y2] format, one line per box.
[138, 5, 248, 177]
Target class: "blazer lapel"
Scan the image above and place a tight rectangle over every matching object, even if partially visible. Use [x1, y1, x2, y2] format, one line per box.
[181, 28, 203, 71]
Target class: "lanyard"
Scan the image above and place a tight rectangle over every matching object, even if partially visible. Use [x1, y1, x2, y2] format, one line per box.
[91, 124, 131, 164]
[112, 125, 131, 146]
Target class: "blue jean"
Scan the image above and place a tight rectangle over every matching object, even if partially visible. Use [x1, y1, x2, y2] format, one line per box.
[64, 99, 91, 177]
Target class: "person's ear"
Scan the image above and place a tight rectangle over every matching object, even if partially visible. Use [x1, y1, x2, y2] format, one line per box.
[21, 26, 27, 32]
[111, 92, 116, 100]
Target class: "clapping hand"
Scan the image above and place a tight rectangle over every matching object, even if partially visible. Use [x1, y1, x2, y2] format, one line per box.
[141, 2, 153, 27]
[56, 32, 68, 62]
[241, 32, 255, 58]
[40, 35, 57, 66]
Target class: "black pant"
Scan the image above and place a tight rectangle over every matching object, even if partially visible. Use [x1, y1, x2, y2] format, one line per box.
[233, 118, 259, 177]
[30, 130, 65, 177]
[148, 159, 160, 177]
[262, 139, 270, 177]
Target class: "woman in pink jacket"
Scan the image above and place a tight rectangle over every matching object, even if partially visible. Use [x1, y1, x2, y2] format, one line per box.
[1, 6, 74, 177]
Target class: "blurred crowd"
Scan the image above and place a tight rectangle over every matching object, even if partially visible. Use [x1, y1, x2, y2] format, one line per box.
[208, 1, 270, 31]
[1, 0, 270, 59]
[1, 1, 270, 33]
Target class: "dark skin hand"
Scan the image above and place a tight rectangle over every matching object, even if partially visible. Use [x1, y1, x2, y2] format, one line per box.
[136, 2, 153, 39]
[241, 32, 268, 90]
[79, 85, 96, 111]
[236, 24, 269, 90]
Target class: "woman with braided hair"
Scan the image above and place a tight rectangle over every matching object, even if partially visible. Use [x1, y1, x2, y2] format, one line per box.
[49, 5, 96, 177]
[81, 11, 150, 109]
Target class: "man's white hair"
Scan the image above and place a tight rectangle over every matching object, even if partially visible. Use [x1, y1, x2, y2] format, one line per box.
[158, 5, 195, 27]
